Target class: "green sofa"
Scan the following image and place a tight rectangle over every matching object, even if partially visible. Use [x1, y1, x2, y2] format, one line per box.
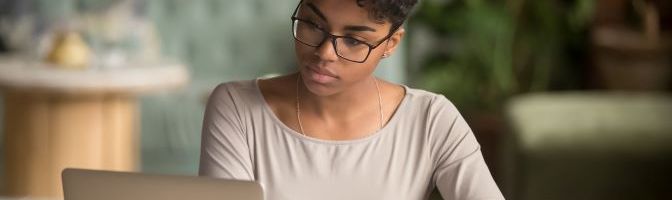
[503, 92, 672, 200]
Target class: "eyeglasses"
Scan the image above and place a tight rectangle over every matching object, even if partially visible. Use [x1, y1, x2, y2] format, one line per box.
[290, 1, 400, 63]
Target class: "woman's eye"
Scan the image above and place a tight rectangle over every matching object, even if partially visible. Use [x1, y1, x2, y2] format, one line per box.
[311, 23, 323, 30]
[343, 37, 363, 46]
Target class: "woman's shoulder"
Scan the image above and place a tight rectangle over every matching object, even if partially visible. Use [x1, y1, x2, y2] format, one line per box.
[207, 79, 262, 110]
[208, 75, 295, 110]
[403, 86, 457, 113]
[256, 74, 296, 100]
[212, 79, 258, 95]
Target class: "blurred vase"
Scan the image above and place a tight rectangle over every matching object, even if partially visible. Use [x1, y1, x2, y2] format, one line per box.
[45, 31, 91, 70]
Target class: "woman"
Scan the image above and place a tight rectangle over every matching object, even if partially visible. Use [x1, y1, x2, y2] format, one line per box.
[199, 0, 504, 199]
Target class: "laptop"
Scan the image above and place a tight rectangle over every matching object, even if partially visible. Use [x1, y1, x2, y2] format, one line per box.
[62, 168, 263, 200]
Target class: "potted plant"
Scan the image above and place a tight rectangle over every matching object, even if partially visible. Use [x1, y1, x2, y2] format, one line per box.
[410, 0, 594, 111]
[409, 1, 594, 197]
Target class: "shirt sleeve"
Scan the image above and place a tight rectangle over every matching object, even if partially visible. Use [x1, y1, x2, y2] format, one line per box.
[429, 96, 504, 200]
[198, 83, 255, 181]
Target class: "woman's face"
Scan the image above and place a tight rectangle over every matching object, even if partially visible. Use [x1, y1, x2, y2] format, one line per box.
[293, 0, 404, 96]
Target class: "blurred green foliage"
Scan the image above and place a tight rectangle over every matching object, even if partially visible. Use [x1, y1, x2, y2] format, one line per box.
[411, 0, 594, 112]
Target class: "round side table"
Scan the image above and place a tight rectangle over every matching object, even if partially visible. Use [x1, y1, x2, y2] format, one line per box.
[0, 56, 189, 198]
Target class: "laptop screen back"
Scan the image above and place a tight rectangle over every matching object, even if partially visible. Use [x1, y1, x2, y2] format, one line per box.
[62, 168, 263, 200]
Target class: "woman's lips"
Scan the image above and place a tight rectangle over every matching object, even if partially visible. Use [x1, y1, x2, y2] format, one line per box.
[306, 66, 338, 84]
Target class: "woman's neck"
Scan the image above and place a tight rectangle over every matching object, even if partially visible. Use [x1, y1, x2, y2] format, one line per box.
[298, 74, 381, 121]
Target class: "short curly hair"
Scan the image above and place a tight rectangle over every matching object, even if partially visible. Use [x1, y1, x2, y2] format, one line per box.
[356, 0, 418, 29]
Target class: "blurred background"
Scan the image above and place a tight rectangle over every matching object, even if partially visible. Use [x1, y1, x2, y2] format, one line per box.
[0, 0, 670, 199]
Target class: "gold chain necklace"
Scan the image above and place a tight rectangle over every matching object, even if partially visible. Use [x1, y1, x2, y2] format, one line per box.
[295, 75, 384, 136]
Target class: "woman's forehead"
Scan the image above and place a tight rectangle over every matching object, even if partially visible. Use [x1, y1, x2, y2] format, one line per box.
[299, 0, 391, 30]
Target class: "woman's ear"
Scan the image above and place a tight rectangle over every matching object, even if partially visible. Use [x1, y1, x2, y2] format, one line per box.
[383, 27, 405, 56]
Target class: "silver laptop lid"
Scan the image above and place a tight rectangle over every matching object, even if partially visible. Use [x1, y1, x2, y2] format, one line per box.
[62, 168, 263, 200]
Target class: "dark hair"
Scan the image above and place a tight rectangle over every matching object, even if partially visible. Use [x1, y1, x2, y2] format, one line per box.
[356, 0, 418, 29]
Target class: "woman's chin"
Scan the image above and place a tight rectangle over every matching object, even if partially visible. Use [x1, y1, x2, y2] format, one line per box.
[299, 70, 338, 96]
[302, 80, 338, 97]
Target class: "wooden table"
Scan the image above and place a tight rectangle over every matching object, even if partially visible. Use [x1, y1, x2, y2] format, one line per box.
[0, 56, 189, 198]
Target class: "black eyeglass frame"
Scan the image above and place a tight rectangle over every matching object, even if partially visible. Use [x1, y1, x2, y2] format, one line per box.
[290, 0, 403, 63]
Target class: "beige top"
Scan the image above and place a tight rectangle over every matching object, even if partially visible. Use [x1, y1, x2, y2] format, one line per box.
[199, 79, 504, 200]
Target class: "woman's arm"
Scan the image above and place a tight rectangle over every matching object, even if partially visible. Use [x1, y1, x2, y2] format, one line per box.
[199, 83, 255, 181]
[429, 96, 504, 200]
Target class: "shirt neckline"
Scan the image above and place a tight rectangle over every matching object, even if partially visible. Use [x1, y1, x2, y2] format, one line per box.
[252, 78, 410, 145]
